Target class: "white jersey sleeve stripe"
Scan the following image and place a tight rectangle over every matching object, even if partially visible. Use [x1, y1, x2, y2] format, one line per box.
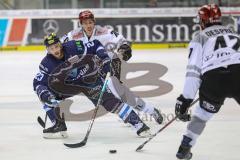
[186, 72, 200, 78]
[186, 65, 201, 73]
[96, 46, 104, 52]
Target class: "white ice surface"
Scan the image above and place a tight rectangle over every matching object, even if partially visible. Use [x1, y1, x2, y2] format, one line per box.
[0, 49, 240, 160]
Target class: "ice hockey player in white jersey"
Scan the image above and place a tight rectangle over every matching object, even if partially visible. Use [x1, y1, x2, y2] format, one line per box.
[61, 10, 131, 61]
[175, 4, 240, 159]
[61, 10, 131, 84]
[61, 10, 163, 125]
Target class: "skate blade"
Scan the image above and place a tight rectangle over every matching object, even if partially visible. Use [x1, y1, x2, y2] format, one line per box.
[176, 153, 192, 160]
[138, 130, 152, 138]
[184, 153, 192, 160]
[123, 123, 132, 127]
[43, 131, 68, 139]
[118, 119, 131, 127]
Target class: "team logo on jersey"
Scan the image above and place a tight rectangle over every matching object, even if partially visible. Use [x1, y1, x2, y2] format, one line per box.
[50, 77, 60, 83]
[202, 101, 218, 113]
[78, 64, 89, 76]
[35, 72, 44, 81]
[204, 54, 214, 62]
[75, 41, 84, 52]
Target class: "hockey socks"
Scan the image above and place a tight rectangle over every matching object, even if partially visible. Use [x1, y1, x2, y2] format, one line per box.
[118, 103, 151, 137]
[42, 105, 68, 138]
[118, 104, 135, 123]
[136, 102, 163, 124]
[136, 101, 154, 115]
[43, 104, 56, 124]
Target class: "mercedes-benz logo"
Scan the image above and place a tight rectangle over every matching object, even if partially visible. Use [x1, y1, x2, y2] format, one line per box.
[43, 19, 59, 35]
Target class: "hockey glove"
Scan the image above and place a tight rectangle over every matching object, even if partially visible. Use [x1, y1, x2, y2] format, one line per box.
[41, 92, 59, 107]
[118, 44, 132, 61]
[175, 95, 193, 122]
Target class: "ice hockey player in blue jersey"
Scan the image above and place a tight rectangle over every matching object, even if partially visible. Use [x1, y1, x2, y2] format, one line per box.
[33, 33, 162, 138]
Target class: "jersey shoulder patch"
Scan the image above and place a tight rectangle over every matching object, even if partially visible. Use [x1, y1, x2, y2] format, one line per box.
[75, 40, 85, 52]
[192, 31, 207, 46]
[34, 72, 44, 81]
[95, 26, 109, 36]
[71, 28, 84, 40]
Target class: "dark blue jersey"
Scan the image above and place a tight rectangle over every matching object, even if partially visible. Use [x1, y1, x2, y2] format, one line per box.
[33, 39, 110, 102]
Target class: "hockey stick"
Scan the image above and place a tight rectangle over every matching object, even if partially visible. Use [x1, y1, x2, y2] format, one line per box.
[37, 114, 47, 128]
[136, 98, 199, 152]
[64, 72, 111, 148]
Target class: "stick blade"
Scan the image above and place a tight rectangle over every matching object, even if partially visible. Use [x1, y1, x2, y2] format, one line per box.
[37, 116, 45, 128]
[136, 145, 144, 152]
[64, 140, 86, 148]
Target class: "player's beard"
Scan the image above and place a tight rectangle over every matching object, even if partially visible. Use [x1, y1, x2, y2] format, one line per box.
[53, 50, 64, 60]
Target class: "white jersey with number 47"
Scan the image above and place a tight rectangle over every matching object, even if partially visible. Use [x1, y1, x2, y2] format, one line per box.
[183, 25, 240, 99]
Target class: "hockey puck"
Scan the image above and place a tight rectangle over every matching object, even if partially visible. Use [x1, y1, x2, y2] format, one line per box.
[109, 149, 117, 154]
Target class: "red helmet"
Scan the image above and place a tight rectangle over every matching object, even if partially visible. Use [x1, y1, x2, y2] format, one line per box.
[198, 4, 222, 29]
[79, 10, 95, 24]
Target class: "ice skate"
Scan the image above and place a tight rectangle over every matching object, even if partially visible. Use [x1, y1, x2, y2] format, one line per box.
[176, 144, 192, 160]
[43, 119, 68, 139]
[135, 122, 152, 137]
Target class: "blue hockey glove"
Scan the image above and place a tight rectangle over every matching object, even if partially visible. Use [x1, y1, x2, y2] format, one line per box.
[45, 98, 60, 107]
[41, 91, 59, 107]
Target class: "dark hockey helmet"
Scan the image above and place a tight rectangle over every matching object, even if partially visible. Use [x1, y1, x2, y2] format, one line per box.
[197, 4, 222, 29]
[44, 33, 60, 47]
[79, 10, 95, 24]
